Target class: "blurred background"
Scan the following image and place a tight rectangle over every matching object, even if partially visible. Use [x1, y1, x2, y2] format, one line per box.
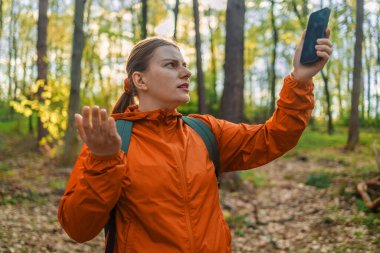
[0, 0, 379, 252]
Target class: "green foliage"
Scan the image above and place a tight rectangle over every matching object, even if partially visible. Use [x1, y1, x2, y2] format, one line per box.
[48, 180, 67, 190]
[240, 170, 267, 188]
[294, 128, 347, 151]
[0, 189, 45, 206]
[225, 213, 253, 233]
[355, 199, 371, 213]
[0, 112, 31, 136]
[305, 171, 332, 189]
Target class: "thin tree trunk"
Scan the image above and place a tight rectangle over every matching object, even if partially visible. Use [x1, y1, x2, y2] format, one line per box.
[208, 8, 218, 115]
[220, 0, 245, 192]
[0, 0, 3, 52]
[12, 22, 18, 101]
[173, 0, 179, 40]
[334, 63, 343, 119]
[376, 14, 380, 125]
[360, 77, 365, 121]
[129, 2, 138, 43]
[321, 70, 334, 134]
[7, 0, 15, 103]
[269, 0, 278, 115]
[346, 0, 364, 150]
[376, 68, 379, 125]
[193, 0, 206, 113]
[365, 20, 372, 120]
[291, 0, 307, 27]
[141, 0, 148, 39]
[63, 0, 87, 165]
[37, 0, 49, 146]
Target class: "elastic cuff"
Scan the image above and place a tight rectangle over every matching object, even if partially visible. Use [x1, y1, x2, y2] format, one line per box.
[287, 73, 313, 89]
[89, 150, 123, 161]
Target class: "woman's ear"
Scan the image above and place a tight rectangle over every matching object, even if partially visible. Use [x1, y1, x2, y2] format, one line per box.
[132, 71, 148, 91]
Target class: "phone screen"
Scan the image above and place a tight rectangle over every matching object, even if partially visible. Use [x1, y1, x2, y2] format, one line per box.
[300, 7, 331, 65]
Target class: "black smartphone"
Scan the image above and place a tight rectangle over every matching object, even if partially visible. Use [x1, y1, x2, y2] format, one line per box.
[300, 7, 331, 65]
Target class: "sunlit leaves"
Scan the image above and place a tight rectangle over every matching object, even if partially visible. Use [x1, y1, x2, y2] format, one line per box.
[10, 79, 69, 148]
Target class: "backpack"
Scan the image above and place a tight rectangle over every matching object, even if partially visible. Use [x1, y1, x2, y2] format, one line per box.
[104, 116, 221, 253]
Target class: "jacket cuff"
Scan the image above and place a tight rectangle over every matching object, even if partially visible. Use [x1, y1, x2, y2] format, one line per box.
[287, 73, 313, 89]
[88, 150, 124, 162]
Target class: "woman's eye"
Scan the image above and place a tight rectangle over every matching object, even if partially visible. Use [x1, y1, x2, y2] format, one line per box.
[166, 62, 175, 67]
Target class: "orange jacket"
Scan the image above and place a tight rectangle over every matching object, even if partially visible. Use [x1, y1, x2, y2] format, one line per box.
[58, 75, 314, 253]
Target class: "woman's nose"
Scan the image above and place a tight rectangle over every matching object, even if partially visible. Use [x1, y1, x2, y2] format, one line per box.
[181, 67, 192, 79]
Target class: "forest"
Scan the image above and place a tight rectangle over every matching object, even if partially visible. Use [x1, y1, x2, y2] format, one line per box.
[0, 0, 380, 252]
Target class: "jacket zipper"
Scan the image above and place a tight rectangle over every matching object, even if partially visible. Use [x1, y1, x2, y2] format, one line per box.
[178, 160, 196, 253]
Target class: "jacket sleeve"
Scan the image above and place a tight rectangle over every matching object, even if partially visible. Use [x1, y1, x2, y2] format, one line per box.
[57, 144, 125, 243]
[189, 74, 314, 173]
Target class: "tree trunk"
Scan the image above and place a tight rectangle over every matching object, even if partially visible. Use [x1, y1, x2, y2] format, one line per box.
[7, 0, 15, 104]
[321, 70, 334, 134]
[334, 63, 343, 119]
[221, 0, 245, 122]
[376, 13, 380, 125]
[36, 0, 49, 146]
[208, 8, 218, 115]
[220, 0, 245, 192]
[291, 0, 308, 27]
[173, 0, 179, 40]
[346, 0, 364, 150]
[193, 0, 206, 113]
[364, 21, 372, 120]
[141, 0, 148, 39]
[0, 0, 3, 52]
[269, 0, 278, 115]
[62, 0, 87, 165]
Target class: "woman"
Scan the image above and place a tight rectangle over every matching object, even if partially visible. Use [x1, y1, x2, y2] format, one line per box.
[58, 29, 333, 252]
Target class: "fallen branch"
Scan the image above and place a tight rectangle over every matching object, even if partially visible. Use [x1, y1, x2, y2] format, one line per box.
[356, 141, 380, 211]
[357, 179, 380, 210]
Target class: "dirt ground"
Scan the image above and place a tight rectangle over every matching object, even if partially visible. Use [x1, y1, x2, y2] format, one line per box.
[0, 141, 379, 253]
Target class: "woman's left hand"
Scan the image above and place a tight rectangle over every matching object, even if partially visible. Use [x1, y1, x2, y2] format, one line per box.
[292, 28, 333, 82]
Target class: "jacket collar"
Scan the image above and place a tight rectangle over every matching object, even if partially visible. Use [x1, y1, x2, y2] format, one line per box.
[111, 104, 182, 122]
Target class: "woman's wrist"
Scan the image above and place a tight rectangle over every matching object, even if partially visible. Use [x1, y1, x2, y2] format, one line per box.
[291, 71, 312, 83]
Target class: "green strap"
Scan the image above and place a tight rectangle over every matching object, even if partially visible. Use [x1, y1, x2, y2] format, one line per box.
[182, 116, 221, 177]
[105, 120, 133, 253]
[114, 117, 221, 176]
[116, 120, 133, 153]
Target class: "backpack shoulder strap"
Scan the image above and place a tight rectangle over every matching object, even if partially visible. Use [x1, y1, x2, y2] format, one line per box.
[116, 119, 133, 153]
[182, 116, 221, 177]
[104, 119, 133, 253]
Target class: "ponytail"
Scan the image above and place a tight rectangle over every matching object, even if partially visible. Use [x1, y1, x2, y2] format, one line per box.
[112, 78, 135, 114]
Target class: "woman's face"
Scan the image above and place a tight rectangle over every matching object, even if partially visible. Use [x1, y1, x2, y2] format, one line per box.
[132, 45, 192, 111]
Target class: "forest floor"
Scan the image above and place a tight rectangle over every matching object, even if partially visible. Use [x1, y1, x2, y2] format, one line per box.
[0, 130, 380, 253]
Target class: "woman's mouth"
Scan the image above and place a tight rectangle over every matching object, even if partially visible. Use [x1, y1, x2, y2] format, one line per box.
[177, 83, 189, 92]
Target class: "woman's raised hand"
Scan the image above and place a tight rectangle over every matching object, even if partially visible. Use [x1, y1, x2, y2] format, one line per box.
[292, 28, 333, 81]
[75, 106, 121, 157]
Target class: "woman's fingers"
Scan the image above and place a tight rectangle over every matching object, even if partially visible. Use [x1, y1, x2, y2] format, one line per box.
[100, 108, 108, 135]
[82, 106, 91, 138]
[317, 38, 332, 48]
[91, 106, 101, 135]
[315, 44, 333, 56]
[75, 113, 87, 143]
[316, 50, 330, 60]
[108, 117, 120, 141]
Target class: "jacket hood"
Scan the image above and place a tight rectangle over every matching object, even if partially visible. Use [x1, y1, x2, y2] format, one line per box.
[111, 104, 183, 122]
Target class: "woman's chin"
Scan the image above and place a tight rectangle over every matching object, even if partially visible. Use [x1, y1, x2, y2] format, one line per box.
[174, 96, 190, 107]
